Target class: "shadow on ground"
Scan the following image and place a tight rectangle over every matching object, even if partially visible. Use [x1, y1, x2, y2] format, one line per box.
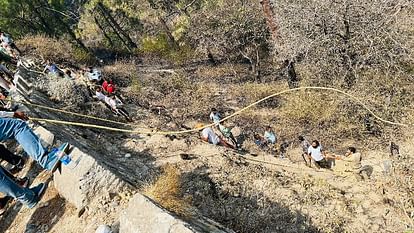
[24, 195, 66, 233]
[181, 165, 324, 233]
[0, 161, 43, 232]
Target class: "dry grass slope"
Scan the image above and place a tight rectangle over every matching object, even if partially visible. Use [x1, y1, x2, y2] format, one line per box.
[143, 165, 191, 217]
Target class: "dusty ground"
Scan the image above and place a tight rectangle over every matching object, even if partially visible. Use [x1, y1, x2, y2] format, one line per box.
[0, 61, 412, 233]
[0, 158, 130, 233]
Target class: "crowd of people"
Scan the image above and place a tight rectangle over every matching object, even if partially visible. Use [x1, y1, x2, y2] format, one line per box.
[197, 108, 371, 180]
[0, 30, 374, 216]
[42, 61, 131, 121]
[0, 31, 85, 213]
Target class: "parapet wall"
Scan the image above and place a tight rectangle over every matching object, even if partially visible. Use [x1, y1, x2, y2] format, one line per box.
[33, 124, 231, 233]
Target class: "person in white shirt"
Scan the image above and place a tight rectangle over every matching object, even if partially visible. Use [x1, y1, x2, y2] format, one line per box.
[94, 87, 132, 121]
[0, 31, 21, 54]
[307, 140, 329, 168]
[196, 124, 235, 149]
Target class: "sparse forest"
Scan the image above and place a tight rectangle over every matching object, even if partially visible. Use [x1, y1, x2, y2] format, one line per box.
[0, 0, 413, 232]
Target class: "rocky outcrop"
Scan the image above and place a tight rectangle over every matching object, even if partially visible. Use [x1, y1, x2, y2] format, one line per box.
[120, 194, 233, 233]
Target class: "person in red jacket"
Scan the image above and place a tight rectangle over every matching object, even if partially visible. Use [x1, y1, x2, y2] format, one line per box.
[102, 78, 116, 95]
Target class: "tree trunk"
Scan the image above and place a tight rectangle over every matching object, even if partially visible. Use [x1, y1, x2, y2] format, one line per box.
[93, 14, 115, 47]
[341, 7, 357, 88]
[95, 4, 132, 51]
[286, 60, 299, 88]
[158, 16, 179, 48]
[26, 1, 54, 37]
[261, 1, 299, 87]
[96, 2, 137, 50]
[260, 0, 278, 43]
[40, 0, 88, 51]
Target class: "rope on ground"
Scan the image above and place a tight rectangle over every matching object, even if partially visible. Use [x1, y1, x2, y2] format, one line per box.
[18, 100, 135, 127]
[27, 86, 413, 135]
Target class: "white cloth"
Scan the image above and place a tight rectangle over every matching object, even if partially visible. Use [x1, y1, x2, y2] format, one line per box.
[87, 68, 102, 81]
[105, 97, 117, 109]
[96, 91, 122, 109]
[201, 127, 220, 145]
[308, 146, 324, 161]
[0, 34, 12, 45]
[95, 91, 106, 101]
[0, 111, 14, 118]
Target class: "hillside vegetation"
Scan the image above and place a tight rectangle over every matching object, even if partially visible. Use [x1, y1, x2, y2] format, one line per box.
[1, 0, 413, 232]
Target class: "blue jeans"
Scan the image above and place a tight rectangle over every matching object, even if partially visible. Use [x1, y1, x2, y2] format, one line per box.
[0, 166, 36, 206]
[0, 118, 51, 206]
[0, 118, 48, 168]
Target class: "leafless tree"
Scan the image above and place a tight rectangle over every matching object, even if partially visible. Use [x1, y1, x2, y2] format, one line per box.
[268, 0, 414, 87]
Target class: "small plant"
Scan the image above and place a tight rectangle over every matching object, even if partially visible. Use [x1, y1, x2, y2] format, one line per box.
[130, 77, 142, 94]
[73, 47, 95, 64]
[40, 74, 90, 108]
[140, 34, 194, 64]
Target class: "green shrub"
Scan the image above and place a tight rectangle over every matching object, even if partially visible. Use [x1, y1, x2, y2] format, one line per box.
[131, 77, 142, 93]
[140, 34, 193, 64]
[73, 47, 96, 65]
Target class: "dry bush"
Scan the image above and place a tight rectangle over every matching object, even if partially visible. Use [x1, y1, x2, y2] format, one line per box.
[37, 75, 90, 108]
[272, 0, 414, 88]
[18, 35, 95, 65]
[386, 135, 414, 230]
[144, 164, 191, 217]
[195, 64, 246, 80]
[230, 83, 286, 106]
[278, 91, 340, 125]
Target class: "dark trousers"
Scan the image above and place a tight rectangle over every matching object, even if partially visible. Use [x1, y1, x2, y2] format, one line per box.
[0, 144, 22, 166]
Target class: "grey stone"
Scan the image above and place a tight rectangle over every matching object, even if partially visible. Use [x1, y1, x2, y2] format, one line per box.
[54, 147, 129, 209]
[96, 225, 113, 233]
[120, 194, 194, 233]
[120, 194, 233, 233]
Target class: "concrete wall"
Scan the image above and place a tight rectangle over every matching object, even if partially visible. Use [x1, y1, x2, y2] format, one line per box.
[120, 194, 233, 233]
[34, 126, 232, 233]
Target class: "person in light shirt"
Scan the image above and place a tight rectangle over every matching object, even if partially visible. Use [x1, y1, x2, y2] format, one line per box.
[254, 125, 277, 148]
[209, 108, 240, 148]
[196, 123, 236, 149]
[307, 140, 330, 168]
